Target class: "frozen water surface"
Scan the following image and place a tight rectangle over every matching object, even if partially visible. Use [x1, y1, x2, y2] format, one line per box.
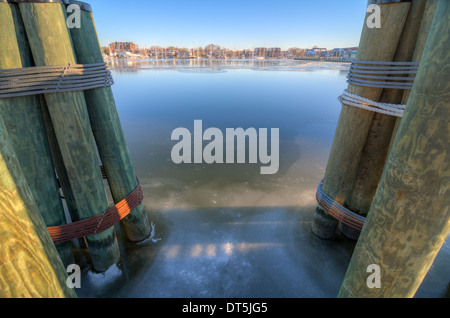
[74, 59, 449, 298]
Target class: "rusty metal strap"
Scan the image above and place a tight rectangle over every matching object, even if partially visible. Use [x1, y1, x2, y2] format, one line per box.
[47, 181, 143, 243]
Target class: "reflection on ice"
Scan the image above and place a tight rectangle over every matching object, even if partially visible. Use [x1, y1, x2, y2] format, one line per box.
[222, 242, 233, 256]
[107, 58, 350, 73]
[190, 244, 203, 257]
[87, 264, 123, 287]
[73, 60, 449, 298]
[161, 242, 284, 259]
[206, 244, 216, 257]
[178, 68, 227, 74]
[223, 221, 306, 226]
[162, 244, 181, 258]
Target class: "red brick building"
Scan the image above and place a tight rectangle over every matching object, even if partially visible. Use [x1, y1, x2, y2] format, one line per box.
[109, 42, 137, 52]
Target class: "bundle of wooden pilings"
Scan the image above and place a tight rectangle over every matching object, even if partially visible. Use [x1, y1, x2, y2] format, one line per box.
[312, 0, 449, 297]
[0, 1, 151, 297]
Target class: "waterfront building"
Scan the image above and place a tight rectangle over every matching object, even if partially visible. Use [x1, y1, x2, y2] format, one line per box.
[109, 41, 137, 53]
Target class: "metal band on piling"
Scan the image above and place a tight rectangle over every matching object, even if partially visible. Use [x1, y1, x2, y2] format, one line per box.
[0, 63, 113, 98]
[17, 0, 120, 272]
[67, 4, 152, 242]
[311, 1, 412, 241]
[48, 180, 143, 243]
[335, 60, 419, 118]
[318, 60, 419, 231]
[316, 179, 366, 232]
[347, 60, 419, 90]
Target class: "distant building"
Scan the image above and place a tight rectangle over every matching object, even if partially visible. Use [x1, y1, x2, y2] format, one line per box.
[211, 50, 224, 58]
[267, 47, 281, 58]
[109, 41, 137, 53]
[331, 47, 358, 60]
[178, 51, 190, 59]
[314, 48, 327, 57]
[254, 47, 266, 58]
[167, 50, 178, 58]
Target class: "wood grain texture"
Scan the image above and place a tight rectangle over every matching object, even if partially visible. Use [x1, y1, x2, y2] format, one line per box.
[322, 2, 410, 203]
[338, 0, 450, 297]
[313, 3, 410, 239]
[345, 0, 438, 223]
[387, 0, 439, 152]
[340, 1, 431, 242]
[69, 10, 150, 241]
[18, 2, 120, 272]
[39, 94, 87, 248]
[0, 105, 76, 298]
[0, 3, 73, 266]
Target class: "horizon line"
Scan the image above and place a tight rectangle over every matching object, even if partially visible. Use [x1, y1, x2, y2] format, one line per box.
[101, 42, 359, 51]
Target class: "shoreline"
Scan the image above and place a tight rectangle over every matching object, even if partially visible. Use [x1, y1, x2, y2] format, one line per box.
[106, 58, 351, 72]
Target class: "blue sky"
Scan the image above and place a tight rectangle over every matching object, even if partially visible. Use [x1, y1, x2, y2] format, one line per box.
[90, 0, 367, 50]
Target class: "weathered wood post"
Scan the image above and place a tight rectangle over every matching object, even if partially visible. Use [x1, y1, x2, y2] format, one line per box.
[338, 0, 450, 297]
[0, 2, 74, 266]
[0, 114, 76, 298]
[342, 0, 437, 240]
[39, 95, 87, 248]
[387, 0, 439, 153]
[18, 2, 120, 272]
[67, 2, 151, 241]
[312, 1, 411, 239]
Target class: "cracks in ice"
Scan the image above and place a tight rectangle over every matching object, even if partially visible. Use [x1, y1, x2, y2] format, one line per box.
[149, 221, 162, 243]
[136, 221, 162, 245]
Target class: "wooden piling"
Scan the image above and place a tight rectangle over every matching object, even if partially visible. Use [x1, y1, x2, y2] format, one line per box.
[387, 0, 439, 153]
[68, 4, 151, 241]
[0, 2, 74, 266]
[18, 2, 120, 272]
[312, 2, 411, 239]
[39, 95, 87, 249]
[0, 114, 76, 298]
[338, 0, 450, 297]
[342, 0, 430, 240]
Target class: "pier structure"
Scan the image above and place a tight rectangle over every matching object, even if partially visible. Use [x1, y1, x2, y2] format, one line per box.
[0, 0, 151, 297]
[0, 0, 448, 299]
[313, 0, 449, 297]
